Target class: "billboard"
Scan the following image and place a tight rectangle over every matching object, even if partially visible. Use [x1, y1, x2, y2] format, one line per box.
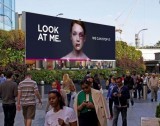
[25, 12, 115, 61]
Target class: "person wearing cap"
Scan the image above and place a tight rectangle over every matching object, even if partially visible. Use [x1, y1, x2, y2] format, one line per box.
[148, 73, 159, 102]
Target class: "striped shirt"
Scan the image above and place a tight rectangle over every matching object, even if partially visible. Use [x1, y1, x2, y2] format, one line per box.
[18, 78, 38, 105]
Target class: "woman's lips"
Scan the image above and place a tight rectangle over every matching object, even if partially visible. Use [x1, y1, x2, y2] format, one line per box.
[76, 44, 80, 47]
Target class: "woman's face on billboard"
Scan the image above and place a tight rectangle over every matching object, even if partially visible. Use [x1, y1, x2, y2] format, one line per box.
[71, 23, 85, 52]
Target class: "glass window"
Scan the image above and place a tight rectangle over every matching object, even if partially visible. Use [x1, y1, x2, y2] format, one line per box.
[12, 11, 15, 28]
[4, 24, 11, 30]
[4, 6, 12, 27]
[12, 0, 15, 11]
[0, 3, 3, 14]
[4, 0, 12, 9]
[0, 15, 3, 23]
[0, 22, 3, 29]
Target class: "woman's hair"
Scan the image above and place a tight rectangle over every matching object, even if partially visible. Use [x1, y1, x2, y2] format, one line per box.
[70, 20, 86, 35]
[63, 74, 71, 83]
[48, 90, 65, 109]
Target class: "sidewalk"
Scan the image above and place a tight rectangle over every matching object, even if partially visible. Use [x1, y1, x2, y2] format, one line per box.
[0, 91, 159, 126]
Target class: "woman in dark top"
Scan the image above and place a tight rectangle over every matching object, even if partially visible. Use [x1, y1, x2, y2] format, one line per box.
[136, 75, 143, 99]
[93, 74, 101, 90]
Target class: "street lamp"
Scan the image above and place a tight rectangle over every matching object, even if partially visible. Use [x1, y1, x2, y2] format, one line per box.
[56, 13, 63, 17]
[0, 14, 12, 29]
[135, 28, 148, 48]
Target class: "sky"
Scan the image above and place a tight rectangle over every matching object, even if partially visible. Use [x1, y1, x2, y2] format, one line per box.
[15, 0, 160, 47]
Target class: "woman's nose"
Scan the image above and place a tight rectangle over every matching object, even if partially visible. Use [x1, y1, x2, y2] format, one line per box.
[76, 36, 80, 42]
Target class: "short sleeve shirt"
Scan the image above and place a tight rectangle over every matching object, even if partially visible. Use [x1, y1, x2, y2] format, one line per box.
[44, 106, 77, 126]
[18, 78, 38, 105]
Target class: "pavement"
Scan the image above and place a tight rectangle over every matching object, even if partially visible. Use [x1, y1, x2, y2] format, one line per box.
[0, 89, 159, 126]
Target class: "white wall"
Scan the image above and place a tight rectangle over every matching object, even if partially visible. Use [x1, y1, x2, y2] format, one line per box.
[137, 48, 160, 61]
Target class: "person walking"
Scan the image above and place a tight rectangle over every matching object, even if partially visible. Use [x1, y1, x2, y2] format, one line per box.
[148, 73, 159, 102]
[112, 77, 130, 126]
[0, 73, 6, 84]
[62, 74, 75, 106]
[74, 80, 109, 126]
[17, 72, 42, 126]
[0, 71, 18, 126]
[136, 75, 143, 99]
[45, 81, 68, 112]
[107, 77, 116, 119]
[68, 84, 77, 109]
[124, 72, 134, 106]
[44, 90, 77, 126]
[93, 74, 101, 90]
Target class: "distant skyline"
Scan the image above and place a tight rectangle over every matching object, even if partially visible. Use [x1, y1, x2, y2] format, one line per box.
[15, 0, 160, 47]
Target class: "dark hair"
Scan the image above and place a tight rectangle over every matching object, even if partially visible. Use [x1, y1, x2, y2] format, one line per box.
[25, 72, 31, 77]
[116, 77, 122, 83]
[94, 74, 99, 78]
[48, 90, 65, 109]
[70, 20, 86, 35]
[5, 71, 13, 78]
[87, 71, 90, 75]
[80, 80, 91, 86]
[111, 77, 116, 82]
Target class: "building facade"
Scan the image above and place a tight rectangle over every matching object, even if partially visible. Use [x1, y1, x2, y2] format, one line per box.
[0, 0, 15, 30]
[138, 48, 160, 73]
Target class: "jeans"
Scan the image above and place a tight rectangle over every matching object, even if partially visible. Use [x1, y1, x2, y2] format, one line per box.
[2, 103, 16, 126]
[109, 98, 114, 117]
[129, 90, 134, 102]
[112, 106, 127, 126]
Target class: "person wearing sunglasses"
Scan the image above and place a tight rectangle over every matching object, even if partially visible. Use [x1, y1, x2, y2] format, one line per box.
[74, 80, 109, 126]
[44, 90, 77, 126]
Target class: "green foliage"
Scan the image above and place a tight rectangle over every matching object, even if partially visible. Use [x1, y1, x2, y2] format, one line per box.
[29, 69, 111, 84]
[156, 103, 160, 118]
[1, 30, 25, 50]
[0, 62, 27, 84]
[155, 41, 160, 47]
[0, 30, 25, 66]
[116, 41, 145, 74]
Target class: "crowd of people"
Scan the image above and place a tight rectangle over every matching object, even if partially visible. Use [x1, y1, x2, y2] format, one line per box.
[0, 71, 159, 126]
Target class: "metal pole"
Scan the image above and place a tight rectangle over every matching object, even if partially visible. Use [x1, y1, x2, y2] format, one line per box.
[135, 28, 148, 48]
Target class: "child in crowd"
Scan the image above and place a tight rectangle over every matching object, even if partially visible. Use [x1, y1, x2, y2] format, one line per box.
[68, 85, 77, 108]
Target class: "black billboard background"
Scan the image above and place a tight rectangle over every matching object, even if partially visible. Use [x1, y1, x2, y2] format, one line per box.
[26, 12, 115, 60]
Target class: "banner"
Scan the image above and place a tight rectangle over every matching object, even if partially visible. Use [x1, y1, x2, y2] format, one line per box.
[25, 12, 115, 61]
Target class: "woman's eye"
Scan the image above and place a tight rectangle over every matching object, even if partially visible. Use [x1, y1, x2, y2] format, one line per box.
[72, 32, 77, 36]
[79, 33, 84, 37]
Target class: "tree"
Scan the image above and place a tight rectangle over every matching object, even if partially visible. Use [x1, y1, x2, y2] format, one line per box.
[155, 41, 160, 47]
[0, 30, 25, 66]
[116, 41, 145, 74]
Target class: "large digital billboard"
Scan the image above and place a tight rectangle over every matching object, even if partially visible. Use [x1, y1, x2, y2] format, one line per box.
[25, 12, 115, 61]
